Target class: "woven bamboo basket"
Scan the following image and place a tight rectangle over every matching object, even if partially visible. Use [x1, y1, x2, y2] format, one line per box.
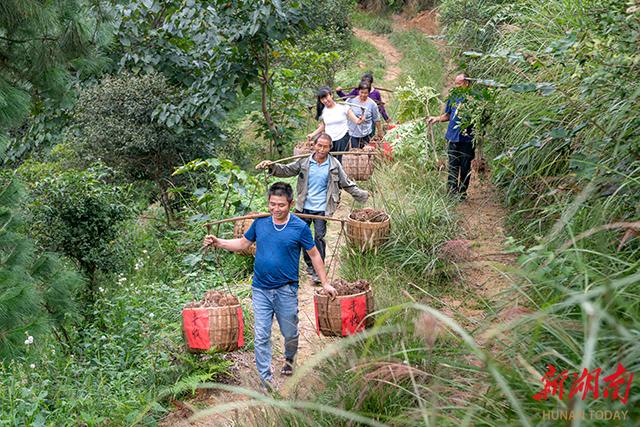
[314, 289, 375, 337]
[293, 141, 314, 157]
[342, 148, 377, 181]
[346, 211, 391, 251]
[233, 212, 257, 256]
[182, 304, 244, 352]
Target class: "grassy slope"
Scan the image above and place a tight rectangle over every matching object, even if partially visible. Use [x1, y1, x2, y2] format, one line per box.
[436, 0, 640, 424]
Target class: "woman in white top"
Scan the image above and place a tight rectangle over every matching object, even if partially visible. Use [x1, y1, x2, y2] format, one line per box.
[307, 86, 364, 162]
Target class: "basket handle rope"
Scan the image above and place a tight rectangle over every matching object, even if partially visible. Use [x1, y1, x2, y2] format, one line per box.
[327, 220, 346, 284]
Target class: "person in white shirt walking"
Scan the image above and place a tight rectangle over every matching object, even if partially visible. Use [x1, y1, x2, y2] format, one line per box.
[307, 86, 365, 162]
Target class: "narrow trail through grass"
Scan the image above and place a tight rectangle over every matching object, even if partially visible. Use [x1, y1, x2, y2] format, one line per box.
[352, 28, 402, 82]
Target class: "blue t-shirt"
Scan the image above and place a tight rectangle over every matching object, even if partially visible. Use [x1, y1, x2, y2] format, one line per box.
[445, 97, 473, 143]
[303, 157, 329, 212]
[244, 215, 315, 289]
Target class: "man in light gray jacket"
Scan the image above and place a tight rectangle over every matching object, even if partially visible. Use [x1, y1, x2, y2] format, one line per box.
[257, 133, 369, 283]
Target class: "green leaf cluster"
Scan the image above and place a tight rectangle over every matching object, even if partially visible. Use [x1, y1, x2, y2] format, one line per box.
[394, 77, 440, 121]
[18, 161, 132, 281]
[111, 0, 322, 130]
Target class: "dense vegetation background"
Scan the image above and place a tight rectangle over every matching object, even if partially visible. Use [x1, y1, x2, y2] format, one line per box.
[0, 0, 637, 425]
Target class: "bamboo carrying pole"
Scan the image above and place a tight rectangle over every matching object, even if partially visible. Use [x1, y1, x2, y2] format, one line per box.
[204, 212, 348, 229]
[428, 123, 439, 162]
[306, 98, 385, 110]
[336, 96, 386, 106]
[256, 150, 379, 167]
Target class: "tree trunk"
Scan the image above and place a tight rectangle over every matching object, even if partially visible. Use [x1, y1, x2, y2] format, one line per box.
[258, 43, 279, 157]
[156, 179, 173, 225]
[260, 73, 279, 157]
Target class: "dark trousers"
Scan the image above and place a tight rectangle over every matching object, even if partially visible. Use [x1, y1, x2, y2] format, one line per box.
[447, 140, 475, 194]
[349, 135, 370, 149]
[331, 133, 350, 163]
[296, 209, 327, 273]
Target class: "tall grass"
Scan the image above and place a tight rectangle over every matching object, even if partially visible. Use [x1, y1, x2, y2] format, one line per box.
[352, 9, 394, 35]
[435, 0, 640, 423]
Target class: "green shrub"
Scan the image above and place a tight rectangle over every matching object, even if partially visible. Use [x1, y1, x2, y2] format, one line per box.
[21, 164, 132, 284]
[70, 73, 209, 221]
[393, 77, 440, 121]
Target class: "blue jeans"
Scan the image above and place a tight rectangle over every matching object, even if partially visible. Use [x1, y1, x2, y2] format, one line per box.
[252, 285, 299, 382]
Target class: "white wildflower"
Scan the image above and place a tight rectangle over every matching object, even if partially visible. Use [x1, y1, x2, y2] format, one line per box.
[98, 287, 105, 293]
[142, 249, 148, 254]
[24, 335, 34, 345]
[29, 363, 35, 369]
[149, 313, 155, 318]
[100, 335, 106, 340]
[134, 259, 144, 270]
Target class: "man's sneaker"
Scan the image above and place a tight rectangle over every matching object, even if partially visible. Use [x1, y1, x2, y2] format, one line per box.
[280, 359, 294, 376]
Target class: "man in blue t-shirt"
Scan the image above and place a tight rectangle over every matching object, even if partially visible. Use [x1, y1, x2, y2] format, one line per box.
[203, 182, 337, 389]
[428, 73, 475, 199]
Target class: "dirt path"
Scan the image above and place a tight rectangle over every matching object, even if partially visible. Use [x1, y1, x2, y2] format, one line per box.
[353, 28, 402, 82]
[448, 173, 518, 324]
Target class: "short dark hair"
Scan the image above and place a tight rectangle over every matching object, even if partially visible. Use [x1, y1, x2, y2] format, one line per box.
[316, 132, 333, 149]
[358, 81, 371, 92]
[361, 72, 374, 84]
[268, 182, 294, 203]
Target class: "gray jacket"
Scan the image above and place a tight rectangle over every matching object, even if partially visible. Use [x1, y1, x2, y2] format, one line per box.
[269, 154, 368, 216]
